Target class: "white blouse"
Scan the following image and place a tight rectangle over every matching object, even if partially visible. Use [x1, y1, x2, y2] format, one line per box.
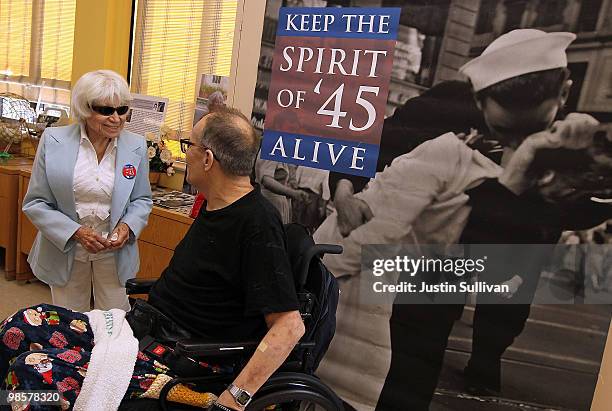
[73, 125, 117, 262]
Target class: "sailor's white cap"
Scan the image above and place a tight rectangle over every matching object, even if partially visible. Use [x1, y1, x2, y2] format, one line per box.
[459, 29, 576, 92]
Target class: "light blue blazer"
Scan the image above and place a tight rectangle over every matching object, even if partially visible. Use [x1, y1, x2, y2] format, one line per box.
[22, 124, 153, 286]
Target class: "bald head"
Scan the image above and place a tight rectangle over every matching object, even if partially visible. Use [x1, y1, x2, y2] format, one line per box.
[192, 107, 261, 176]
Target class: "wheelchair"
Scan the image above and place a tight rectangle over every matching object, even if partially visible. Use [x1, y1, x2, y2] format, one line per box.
[119, 223, 344, 411]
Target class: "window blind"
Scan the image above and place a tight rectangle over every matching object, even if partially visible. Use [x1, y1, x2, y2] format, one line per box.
[40, 0, 76, 83]
[130, 0, 239, 159]
[0, 0, 32, 78]
[0, 0, 75, 106]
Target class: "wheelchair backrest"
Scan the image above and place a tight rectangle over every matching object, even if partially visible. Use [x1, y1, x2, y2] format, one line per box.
[284, 223, 340, 372]
[285, 223, 315, 289]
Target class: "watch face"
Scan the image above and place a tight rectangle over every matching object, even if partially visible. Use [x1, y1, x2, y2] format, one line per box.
[236, 391, 251, 405]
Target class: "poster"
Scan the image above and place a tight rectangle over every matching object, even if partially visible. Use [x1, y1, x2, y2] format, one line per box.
[261, 7, 400, 177]
[252, 1, 612, 410]
[124, 93, 169, 137]
[193, 74, 230, 125]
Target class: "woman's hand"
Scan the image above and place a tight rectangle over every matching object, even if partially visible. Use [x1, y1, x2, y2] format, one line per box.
[108, 222, 131, 250]
[73, 226, 111, 254]
[528, 113, 599, 151]
[499, 113, 600, 195]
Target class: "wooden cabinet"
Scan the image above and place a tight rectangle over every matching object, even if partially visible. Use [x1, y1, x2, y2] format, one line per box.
[139, 212, 191, 251]
[0, 159, 33, 280]
[136, 241, 175, 279]
[136, 208, 192, 279]
[16, 171, 35, 280]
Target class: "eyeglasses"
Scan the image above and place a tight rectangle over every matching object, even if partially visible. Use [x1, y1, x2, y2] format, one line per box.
[90, 105, 130, 116]
[180, 138, 214, 157]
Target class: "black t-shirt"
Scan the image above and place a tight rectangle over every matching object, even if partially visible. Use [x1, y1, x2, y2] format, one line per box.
[148, 185, 299, 340]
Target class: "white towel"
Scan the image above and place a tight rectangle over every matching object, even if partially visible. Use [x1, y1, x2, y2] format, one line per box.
[74, 309, 139, 411]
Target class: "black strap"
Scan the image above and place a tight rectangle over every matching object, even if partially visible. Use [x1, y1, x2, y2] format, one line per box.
[138, 334, 156, 353]
[211, 403, 237, 411]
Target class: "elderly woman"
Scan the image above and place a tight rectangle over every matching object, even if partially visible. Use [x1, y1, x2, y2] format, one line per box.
[23, 69, 153, 312]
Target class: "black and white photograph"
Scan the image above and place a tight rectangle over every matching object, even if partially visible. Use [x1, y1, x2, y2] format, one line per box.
[252, 1, 612, 410]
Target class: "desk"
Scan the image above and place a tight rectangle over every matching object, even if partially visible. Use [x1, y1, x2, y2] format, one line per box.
[0, 158, 33, 280]
[16, 167, 35, 280]
[136, 206, 192, 279]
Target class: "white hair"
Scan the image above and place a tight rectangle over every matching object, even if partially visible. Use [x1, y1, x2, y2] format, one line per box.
[71, 70, 132, 123]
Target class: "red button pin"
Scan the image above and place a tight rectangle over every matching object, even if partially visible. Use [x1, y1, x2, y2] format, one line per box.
[122, 164, 136, 179]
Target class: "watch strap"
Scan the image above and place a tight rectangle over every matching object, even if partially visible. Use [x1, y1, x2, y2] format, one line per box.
[212, 403, 236, 411]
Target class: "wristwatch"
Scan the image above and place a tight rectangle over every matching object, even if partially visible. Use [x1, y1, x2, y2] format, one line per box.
[227, 383, 253, 407]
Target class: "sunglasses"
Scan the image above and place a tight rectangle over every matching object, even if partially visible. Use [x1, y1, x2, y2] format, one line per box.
[91, 105, 130, 116]
[180, 138, 215, 156]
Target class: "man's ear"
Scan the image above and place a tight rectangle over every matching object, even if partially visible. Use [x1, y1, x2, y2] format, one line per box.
[559, 79, 572, 107]
[536, 170, 556, 187]
[202, 151, 214, 172]
[473, 95, 483, 111]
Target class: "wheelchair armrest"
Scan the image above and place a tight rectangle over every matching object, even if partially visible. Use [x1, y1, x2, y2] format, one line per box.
[298, 244, 343, 285]
[175, 339, 260, 357]
[125, 278, 156, 295]
[313, 244, 343, 256]
[175, 338, 317, 359]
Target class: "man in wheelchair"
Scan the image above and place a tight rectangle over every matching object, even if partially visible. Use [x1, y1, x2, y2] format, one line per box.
[0, 108, 315, 411]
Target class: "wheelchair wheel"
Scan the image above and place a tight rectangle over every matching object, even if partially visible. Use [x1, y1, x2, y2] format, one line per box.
[247, 388, 343, 411]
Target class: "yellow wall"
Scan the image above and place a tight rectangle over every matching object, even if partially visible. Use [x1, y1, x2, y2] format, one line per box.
[71, 0, 132, 85]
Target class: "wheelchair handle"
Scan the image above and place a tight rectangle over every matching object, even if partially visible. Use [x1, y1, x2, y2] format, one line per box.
[125, 278, 157, 295]
[314, 244, 343, 255]
[299, 244, 343, 286]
